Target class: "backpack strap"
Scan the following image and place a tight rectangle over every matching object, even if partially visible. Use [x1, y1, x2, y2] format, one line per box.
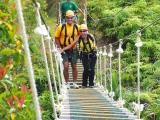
[79, 34, 94, 52]
[81, 37, 87, 51]
[63, 24, 67, 47]
[71, 24, 78, 38]
[87, 34, 92, 51]
[87, 34, 94, 42]
[60, 23, 78, 48]
[60, 24, 66, 47]
[71, 24, 78, 42]
[60, 24, 66, 37]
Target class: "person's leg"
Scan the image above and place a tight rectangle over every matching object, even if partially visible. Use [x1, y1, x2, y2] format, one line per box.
[62, 53, 69, 83]
[72, 64, 79, 88]
[72, 64, 77, 82]
[63, 61, 69, 83]
[89, 70, 94, 86]
[82, 54, 89, 87]
[71, 50, 79, 88]
[89, 54, 97, 87]
[71, 50, 78, 81]
[82, 69, 89, 87]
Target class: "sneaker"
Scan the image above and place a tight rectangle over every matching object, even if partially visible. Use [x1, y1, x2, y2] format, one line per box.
[89, 86, 94, 88]
[73, 83, 79, 89]
[82, 86, 87, 88]
[65, 83, 70, 89]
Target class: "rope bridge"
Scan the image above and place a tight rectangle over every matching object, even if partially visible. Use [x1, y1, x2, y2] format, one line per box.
[15, 0, 160, 120]
[59, 88, 136, 120]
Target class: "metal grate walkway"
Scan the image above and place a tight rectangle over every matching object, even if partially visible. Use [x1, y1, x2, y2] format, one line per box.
[59, 88, 137, 120]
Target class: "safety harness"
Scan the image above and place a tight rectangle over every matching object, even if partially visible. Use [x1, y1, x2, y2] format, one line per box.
[60, 23, 78, 48]
[79, 34, 94, 52]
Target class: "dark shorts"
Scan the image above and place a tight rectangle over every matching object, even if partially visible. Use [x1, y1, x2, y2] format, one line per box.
[61, 49, 78, 64]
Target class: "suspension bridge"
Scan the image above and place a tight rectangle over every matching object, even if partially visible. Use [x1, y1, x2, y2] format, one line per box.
[13, 0, 160, 120]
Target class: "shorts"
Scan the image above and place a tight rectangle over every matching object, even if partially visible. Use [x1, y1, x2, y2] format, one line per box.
[61, 49, 78, 64]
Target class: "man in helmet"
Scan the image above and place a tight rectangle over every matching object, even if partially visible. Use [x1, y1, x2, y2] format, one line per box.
[55, 10, 80, 89]
[60, 24, 97, 88]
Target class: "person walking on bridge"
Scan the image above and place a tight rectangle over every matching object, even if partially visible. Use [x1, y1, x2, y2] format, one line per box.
[60, 0, 83, 23]
[55, 10, 80, 89]
[60, 24, 97, 88]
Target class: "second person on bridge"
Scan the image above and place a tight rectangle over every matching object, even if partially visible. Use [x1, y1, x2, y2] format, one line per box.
[60, 24, 97, 88]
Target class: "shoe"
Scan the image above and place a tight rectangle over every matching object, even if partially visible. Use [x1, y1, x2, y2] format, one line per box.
[82, 86, 87, 88]
[65, 83, 70, 89]
[73, 83, 79, 89]
[89, 86, 94, 88]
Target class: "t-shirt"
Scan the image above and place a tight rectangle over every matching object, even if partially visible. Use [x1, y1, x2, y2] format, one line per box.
[55, 23, 80, 49]
[61, 1, 78, 15]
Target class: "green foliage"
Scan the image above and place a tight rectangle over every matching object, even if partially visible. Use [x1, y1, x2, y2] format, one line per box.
[39, 91, 55, 120]
[140, 92, 157, 104]
[88, 0, 160, 118]
[0, 83, 35, 120]
[34, 66, 48, 95]
[142, 96, 160, 120]
[0, 0, 54, 119]
[112, 70, 119, 99]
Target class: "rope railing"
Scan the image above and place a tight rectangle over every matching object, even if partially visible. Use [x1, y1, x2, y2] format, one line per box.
[96, 50, 99, 86]
[95, 15, 160, 115]
[95, 13, 160, 117]
[15, 0, 42, 120]
[95, 30, 144, 119]
[108, 44, 114, 100]
[34, 2, 57, 119]
[32, 0, 68, 101]
[102, 46, 107, 91]
[50, 40, 62, 93]
[99, 47, 103, 88]
[94, 18, 160, 110]
[135, 30, 143, 120]
[46, 37, 60, 104]
[32, 1, 68, 119]
[116, 39, 125, 108]
[52, 42, 63, 95]
[32, 0, 65, 96]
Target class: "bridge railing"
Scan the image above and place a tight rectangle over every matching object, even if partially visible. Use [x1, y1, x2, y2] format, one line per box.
[96, 30, 143, 119]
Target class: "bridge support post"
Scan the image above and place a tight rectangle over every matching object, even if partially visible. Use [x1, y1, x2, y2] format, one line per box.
[108, 44, 114, 100]
[103, 46, 107, 91]
[116, 39, 124, 107]
[99, 47, 103, 88]
[135, 30, 143, 120]
[96, 50, 99, 86]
